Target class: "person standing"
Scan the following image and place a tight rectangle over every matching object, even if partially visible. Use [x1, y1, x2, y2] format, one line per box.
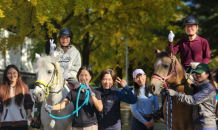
[96, 69, 137, 130]
[45, 65, 103, 130]
[0, 65, 34, 130]
[166, 63, 217, 130]
[130, 69, 159, 130]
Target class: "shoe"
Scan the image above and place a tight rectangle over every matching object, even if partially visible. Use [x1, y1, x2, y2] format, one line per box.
[159, 118, 165, 124]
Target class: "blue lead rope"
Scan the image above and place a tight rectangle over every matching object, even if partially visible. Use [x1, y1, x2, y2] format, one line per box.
[166, 96, 173, 130]
[49, 84, 89, 119]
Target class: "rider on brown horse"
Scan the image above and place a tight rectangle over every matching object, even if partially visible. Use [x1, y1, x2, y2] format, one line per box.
[159, 16, 211, 122]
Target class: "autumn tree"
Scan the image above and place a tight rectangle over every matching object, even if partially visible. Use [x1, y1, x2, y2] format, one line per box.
[0, 0, 188, 85]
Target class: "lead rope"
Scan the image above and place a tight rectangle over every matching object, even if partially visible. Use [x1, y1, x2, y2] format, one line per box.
[166, 96, 173, 130]
[48, 84, 89, 119]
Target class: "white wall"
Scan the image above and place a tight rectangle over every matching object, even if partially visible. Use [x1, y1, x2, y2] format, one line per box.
[0, 29, 34, 73]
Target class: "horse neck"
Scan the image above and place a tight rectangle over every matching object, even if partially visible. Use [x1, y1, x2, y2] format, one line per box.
[174, 61, 193, 94]
[46, 64, 64, 105]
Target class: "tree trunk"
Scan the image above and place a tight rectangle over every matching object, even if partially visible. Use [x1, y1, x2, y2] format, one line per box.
[115, 66, 123, 88]
[82, 32, 90, 65]
[128, 63, 133, 86]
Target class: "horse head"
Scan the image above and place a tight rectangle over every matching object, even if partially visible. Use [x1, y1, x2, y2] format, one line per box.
[32, 54, 62, 102]
[149, 46, 179, 95]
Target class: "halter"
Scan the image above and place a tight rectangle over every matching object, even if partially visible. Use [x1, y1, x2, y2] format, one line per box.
[35, 63, 59, 98]
[151, 55, 178, 89]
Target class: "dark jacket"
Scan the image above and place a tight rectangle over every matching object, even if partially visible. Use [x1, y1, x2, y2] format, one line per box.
[66, 86, 101, 127]
[96, 85, 136, 130]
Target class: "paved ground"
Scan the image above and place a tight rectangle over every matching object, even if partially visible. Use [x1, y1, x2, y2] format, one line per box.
[121, 102, 165, 130]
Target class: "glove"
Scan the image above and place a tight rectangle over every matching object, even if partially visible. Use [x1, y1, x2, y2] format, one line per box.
[62, 73, 68, 80]
[82, 81, 93, 95]
[168, 31, 175, 42]
[166, 89, 178, 96]
[151, 110, 161, 121]
[189, 62, 200, 69]
[85, 86, 94, 95]
[45, 105, 54, 113]
[50, 39, 56, 53]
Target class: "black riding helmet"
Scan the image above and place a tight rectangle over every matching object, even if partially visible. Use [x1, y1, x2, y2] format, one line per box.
[184, 16, 199, 26]
[58, 27, 73, 47]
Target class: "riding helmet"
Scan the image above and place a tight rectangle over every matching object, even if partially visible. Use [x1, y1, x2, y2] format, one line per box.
[58, 27, 73, 39]
[184, 16, 199, 26]
[58, 27, 72, 47]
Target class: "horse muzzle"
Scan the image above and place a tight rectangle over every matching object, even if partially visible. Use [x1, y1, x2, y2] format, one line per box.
[149, 82, 162, 95]
[32, 87, 45, 102]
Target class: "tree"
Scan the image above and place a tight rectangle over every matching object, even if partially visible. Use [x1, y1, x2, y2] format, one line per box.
[0, 0, 188, 85]
[182, 0, 218, 68]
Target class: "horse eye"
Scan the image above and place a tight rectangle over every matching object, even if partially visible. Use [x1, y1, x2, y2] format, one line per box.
[48, 70, 52, 74]
[163, 64, 169, 68]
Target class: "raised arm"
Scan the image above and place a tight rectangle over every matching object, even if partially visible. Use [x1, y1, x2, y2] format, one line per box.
[168, 40, 181, 55]
[116, 77, 137, 104]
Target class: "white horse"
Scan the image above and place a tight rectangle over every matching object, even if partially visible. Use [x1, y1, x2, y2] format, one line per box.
[32, 55, 74, 130]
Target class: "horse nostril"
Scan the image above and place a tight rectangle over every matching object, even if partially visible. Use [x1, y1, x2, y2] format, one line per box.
[152, 85, 155, 92]
[32, 93, 36, 100]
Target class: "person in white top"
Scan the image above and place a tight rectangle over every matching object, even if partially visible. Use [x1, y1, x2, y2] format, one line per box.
[0, 65, 34, 130]
[34, 27, 81, 128]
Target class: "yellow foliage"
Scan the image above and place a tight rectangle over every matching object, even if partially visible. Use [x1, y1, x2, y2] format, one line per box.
[0, 0, 190, 83]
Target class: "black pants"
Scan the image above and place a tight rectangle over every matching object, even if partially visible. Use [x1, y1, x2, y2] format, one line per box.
[0, 126, 28, 130]
[131, 115, 153, 130]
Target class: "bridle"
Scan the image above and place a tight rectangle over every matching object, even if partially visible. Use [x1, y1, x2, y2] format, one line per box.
[35, 63, 61, 98]
[151, 55, 178, 89]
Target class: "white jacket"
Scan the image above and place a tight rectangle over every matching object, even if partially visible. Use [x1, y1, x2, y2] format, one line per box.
[53, 45, 81, 79]
[0, 84, 34, 127]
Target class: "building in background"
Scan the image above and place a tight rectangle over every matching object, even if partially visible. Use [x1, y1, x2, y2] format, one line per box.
[0, 29, 36, 88]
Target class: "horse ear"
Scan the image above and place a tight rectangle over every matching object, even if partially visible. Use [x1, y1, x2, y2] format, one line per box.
[154, 47, 161, 54]
[52, 55, 61, 63]
[166, 46, 172, 56]
[35, 53, 41, 60]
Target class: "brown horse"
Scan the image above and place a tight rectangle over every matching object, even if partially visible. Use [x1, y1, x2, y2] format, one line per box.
[149, 46, 195, 130]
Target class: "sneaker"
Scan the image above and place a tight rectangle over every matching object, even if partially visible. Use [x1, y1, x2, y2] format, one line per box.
[159, 118, 165, 124]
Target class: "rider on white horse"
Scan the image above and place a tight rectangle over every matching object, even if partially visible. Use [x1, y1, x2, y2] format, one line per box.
[34, 27, 81, 128]
[50, 27, 81, 88]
